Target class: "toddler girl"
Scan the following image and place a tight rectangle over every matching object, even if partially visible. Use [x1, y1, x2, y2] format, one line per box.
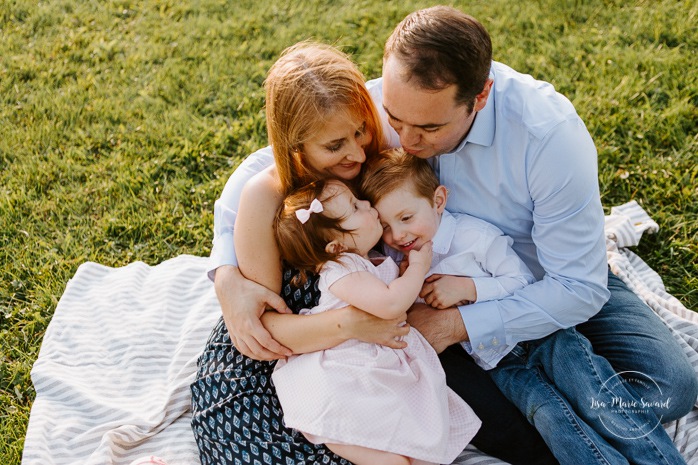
[271, 178, 480, 465]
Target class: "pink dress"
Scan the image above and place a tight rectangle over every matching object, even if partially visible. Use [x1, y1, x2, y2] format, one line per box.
[272, 254, 481, 464]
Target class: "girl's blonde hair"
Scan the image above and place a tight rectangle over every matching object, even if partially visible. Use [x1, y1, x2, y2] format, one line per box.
[265, 42, 385, 195]
[274, 179, 355, 284]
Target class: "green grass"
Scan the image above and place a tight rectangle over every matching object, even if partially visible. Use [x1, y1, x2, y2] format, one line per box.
[1, 0, 696, 462]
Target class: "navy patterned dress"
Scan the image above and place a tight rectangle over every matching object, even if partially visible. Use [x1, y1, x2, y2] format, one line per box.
[190, 269, 352, 465]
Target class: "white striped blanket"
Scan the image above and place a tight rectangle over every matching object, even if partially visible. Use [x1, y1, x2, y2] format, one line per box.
[22, 201, 698, 465]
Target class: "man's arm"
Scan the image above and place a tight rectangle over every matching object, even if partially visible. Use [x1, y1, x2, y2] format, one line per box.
[458, 119, 610, 369]
[411, 120, 609, 368]
[369, 77, 609, 365]
[407, 304, 468, 354]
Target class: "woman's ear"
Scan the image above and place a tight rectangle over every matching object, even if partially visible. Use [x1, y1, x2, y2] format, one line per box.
[325, 240, 347, 255]
[433, 185, 448, 213]
[291, 147, 303, 164]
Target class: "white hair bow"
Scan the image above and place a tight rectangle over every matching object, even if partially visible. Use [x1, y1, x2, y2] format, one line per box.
[295, 198, 324, 224]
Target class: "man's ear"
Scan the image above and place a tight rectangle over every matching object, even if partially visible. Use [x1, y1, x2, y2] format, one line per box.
[433, 185, 448, 213]
[473, 78, 493, 112]
[325, 240, 347, 255]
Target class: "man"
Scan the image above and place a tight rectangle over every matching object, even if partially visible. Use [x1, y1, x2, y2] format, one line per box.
[365, 5, 696, 464]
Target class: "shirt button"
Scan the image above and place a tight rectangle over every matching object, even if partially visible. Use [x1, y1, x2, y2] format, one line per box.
[492, 337, 499, 346]
[478, 343, 485, 351]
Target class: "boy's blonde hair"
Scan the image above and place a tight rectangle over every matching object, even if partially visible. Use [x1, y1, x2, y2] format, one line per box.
[360, 147, 440, 206]
[273, 179, 355, 284]
[265, 42, 385, 195]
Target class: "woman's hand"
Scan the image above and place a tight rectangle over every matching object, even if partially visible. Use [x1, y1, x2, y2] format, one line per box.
[214, 265, 292, 360]
[342, 306, 410, 349]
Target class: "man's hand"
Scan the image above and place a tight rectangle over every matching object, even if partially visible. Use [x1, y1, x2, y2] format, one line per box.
[420, 274, 476, 309]
[407, 303, 468, 353]
[214, 265, 292, 360]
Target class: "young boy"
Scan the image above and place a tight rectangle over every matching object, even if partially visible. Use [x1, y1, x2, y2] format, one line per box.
[360, 148, 686, 465]
[362, 148, 534, 316]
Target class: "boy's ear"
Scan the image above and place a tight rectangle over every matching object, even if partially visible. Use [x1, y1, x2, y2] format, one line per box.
[325, 240, 347, 255]
[433, 185, 448, 213]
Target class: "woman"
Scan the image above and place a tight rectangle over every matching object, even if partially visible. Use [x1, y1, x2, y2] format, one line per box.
[190, 42, 407, 465]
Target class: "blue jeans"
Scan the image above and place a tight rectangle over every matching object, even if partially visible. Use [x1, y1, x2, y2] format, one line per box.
[490, 327, 686, 464]
[441, 270, 696, 464]
[576, 270, 698, 423]
[440, 344, 557, 465]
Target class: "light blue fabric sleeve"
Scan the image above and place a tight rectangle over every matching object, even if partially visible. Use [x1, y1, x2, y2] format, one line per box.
[207, 146, 275, 281]
[459, 119, 610, 369]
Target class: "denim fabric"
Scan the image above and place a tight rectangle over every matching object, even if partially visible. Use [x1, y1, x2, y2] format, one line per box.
[490, 327, 686, 464]
[439, 344, 558, 465]
[577, 270, 698, 423]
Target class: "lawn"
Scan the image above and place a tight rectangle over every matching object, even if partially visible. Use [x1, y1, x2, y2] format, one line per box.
[1, 0, 696, 462]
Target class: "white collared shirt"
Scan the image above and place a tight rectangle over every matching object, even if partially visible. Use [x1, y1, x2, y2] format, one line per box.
[383, 210, 535, 369]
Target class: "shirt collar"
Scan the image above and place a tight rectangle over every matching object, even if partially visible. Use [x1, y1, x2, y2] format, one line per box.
[432, 210, 456, 255]
[450, 66, 496, 153]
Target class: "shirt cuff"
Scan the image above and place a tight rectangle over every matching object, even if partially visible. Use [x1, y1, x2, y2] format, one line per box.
[207, 231, 238, 281]
[470, 277, 499, 302]
[459, 300, 509, 369]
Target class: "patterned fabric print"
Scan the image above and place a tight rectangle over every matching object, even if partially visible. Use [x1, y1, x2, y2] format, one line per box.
[191, 269, 351, 465]
[280, 268, 322, 313]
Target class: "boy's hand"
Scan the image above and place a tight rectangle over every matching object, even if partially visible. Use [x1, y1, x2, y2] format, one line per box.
[420, 274, 476, 309]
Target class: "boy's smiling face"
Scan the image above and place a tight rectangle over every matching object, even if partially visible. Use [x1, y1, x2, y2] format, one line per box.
[374, 183, 447, 254]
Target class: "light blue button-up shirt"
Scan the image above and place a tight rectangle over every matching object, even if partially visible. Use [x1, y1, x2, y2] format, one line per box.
[209, 61, 611, 369]
[369, 62, 610, 368]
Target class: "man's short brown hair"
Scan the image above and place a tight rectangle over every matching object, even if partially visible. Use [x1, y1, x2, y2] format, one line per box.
[384, 6, 492, 111]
